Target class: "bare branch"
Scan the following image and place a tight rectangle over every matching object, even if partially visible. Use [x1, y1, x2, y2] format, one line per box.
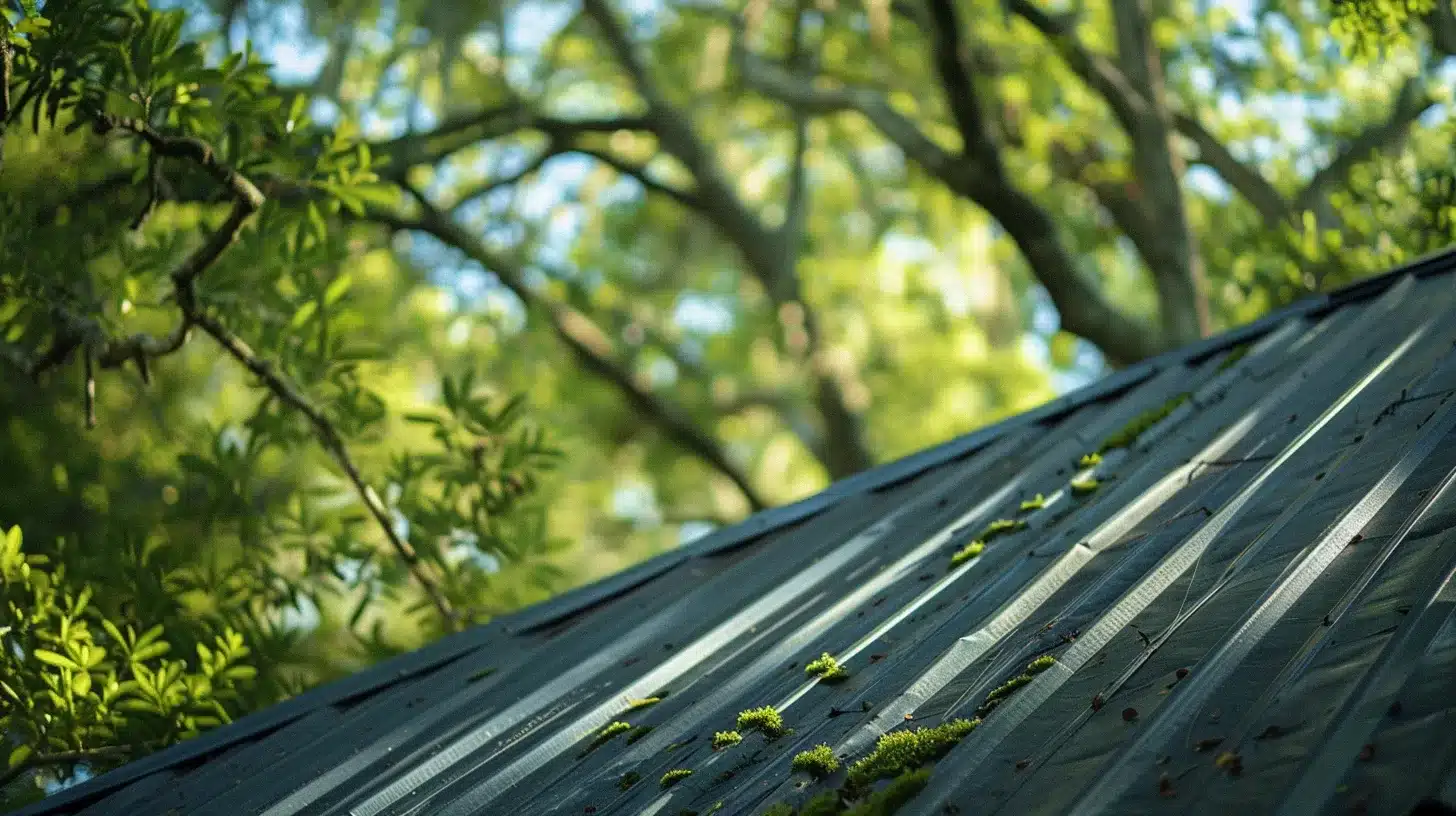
[1294, 77, 1435, 214]
[375, 201, 770, 511]
[923, 0, 996, 159]
[736, 46, 971, 187]
[569, 146, 704, 211]
[1176, 75, 1436, 228]
[583, 0, 878, 475]
[1173, 111, 1288, 225]
[451, 144, 561, 211]
[372, 103, 654, 176]
[1006, 0, 1150, 135]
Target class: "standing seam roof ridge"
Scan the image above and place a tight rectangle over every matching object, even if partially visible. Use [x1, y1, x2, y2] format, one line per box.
[825, 288, 1397, 767]
[631, 342, 1292, 816]
[1190, 405, 1456, 814]
[437, 422, 1093, 815]
[1066, 328, 1456, 815]
[900, 281, 1436, 814]
[345, 461, 985, 816]
[681, 317, 1351, 816]
[534, 398, 1144, 813]
[1278, 511, 1456, 813]
[733, 285, 1415, 816]
[966, 291, 1456, 810]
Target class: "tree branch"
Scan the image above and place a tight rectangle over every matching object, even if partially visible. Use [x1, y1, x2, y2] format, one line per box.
[736, 45, 971, 187]
[924, 0, 997, 161]
[375, 200, 770, 511]
[451, 143, 561, 211]
[12, 115, 463, 632]
[371, 103, 654, 179]
[568, 146, 704, 211]
[1008, 0, 1207, 343]
[737, 11, 1160, 364]
[584, 0, 878, 476]
[1175, 75, 1437, 228]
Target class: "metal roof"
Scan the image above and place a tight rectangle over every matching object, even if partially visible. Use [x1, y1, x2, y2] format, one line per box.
[14, 248, 1456, 816]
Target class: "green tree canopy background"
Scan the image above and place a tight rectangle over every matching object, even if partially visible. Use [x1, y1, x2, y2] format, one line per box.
[3, 0, 1456, 806]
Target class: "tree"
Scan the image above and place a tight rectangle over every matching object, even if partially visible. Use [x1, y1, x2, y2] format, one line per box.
[0, 0, 561, 804]
[236, 0, 1456, 510]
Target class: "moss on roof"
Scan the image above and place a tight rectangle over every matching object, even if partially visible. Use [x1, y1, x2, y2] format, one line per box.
[792, 744, 840, 779]
[949, 539, 985, 569]
[977, 655, 1059, 718]
[845, 719, 979, 792]
[737, 706, 787, 738]
[805, 653, 850, 683]
[1098, 393, 1191, 453]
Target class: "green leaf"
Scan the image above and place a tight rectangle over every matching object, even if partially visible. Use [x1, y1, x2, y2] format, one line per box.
[8, 745, 33, 769]
[323, 274, 353, 306]
[33, 649, 81, 671]
[222, 665, 257, 682]
[130, 642, 171, 663]
[290, 300, 318, 329]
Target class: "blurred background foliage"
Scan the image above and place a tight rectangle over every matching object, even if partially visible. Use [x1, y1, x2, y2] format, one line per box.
[3, 0, 1456, 805]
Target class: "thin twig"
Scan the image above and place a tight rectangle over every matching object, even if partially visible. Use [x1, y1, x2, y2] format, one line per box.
[188, 308, 460, 629]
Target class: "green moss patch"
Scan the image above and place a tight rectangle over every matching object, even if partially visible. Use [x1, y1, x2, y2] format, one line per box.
[1078, 452, 1103, 468]
[737, 705, 788, 738]
[949, 540, 985, 569]
[792, 744, 841, 778]
[1098, 393, 1191, 453]
[806, 653, 851, 683]
[712, 730, 742, 750]
[976, 655, 1058, 718]
[1070, 476, 1100, 496]
[660, 768, 694, 788]
[579, 720, 632, 756]
[845, 719, 979, 792]
[624, 696, 663, 712]
[618, 771, 641, 791]
[979, 518, 1026, 543]
[844, 768, 932, 816]
[1215, 343, 1250, 373]
[1018, 494, 1046, 513]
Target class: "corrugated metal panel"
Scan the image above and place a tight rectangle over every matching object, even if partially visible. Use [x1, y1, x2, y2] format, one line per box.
[13, 251, 1456, 816]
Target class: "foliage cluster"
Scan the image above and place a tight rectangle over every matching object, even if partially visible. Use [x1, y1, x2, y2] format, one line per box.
[0, 0, 561, 804]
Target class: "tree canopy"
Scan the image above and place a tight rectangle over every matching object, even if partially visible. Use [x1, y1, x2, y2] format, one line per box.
[3, 0, 1455, 806]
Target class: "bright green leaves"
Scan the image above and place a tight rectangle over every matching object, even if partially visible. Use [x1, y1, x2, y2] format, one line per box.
[0, 523, 259, 794]
[1328, 0, 1435, 57]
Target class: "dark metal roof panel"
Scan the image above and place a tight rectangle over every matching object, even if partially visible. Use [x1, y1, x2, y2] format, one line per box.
[14, 249, 1456, 816]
